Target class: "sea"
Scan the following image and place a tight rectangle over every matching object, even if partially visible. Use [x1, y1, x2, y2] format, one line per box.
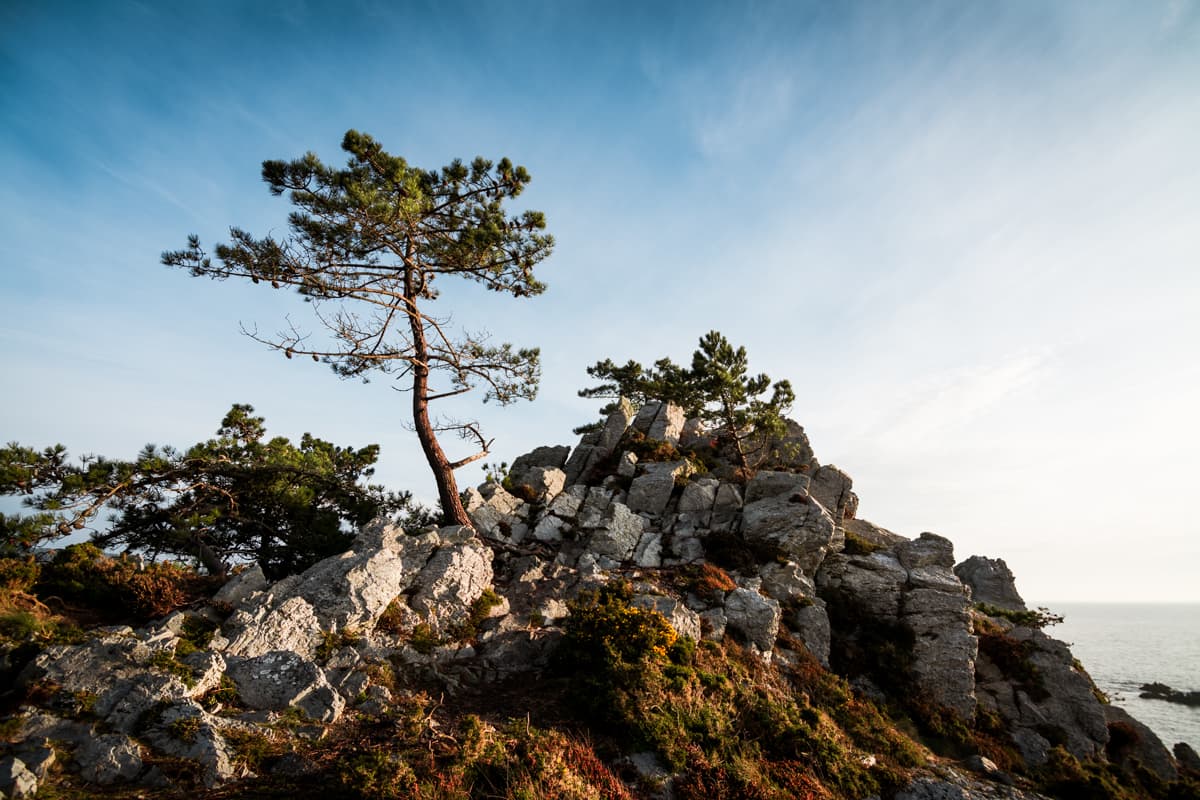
[1036, 602, 1200, 750]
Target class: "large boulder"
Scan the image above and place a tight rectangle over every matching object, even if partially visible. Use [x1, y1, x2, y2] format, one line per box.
[1102, 704, 1178, 782]
[219, 521, 449, 658]
[626, 461, 689, 516]
[407, 533, 495, 633]
[955, 555, 1026, 611]
[975, 624, 1111, 766]
[646, 402, 686, 444]
[585, 501, 646, 562]
[226, 650, 344, 723]
[724, 585, 782, 657]
[741, 472, 837, 574]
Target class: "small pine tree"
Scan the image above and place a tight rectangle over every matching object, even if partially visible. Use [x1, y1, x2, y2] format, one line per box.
[575, 331, 794, 473]
[690, 331, 795, 472]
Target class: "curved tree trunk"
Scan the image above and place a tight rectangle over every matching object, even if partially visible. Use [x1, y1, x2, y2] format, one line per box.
[405, 266, 472, 528]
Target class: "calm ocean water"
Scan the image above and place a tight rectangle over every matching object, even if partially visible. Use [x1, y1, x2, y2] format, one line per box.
[1036, 602, 1200, 750]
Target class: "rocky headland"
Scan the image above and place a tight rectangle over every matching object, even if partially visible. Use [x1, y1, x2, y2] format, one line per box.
[2, 400, 1197, 799]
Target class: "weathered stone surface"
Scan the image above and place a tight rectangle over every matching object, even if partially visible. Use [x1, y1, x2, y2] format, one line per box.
[633, 594, 702, 641]
[532, 514, 569, 543]
[221, 521, 444, 659]
[759, 560, 816, 603]
[976, 626, 1110, 765]
[212, 564, 268, 606]
[616, 451, 638, 478]
[954, 555, 1026, 611]
[626, 461, 688, 516]
[843, 518, 906, 549]
[19, 630, 154, 696]
[902, 582, 977, 720]
[0, 758, 37, 800]
[792, 602, 832, 666]
[723, 586, 781, 655]
[678, 477, 718, 522]
[646, 402, 686, 444]
[633, 531, 663, 567]
[712, 481, 743, 512]
[629, 400, 663, 436]
[507, 466, 567, 504]
[577, 486, 614, 528]
[897, 532, 956, 571]
[743, 470, 810, 504]
[741, 485, 837, 574]
[97, 673, 195, 733]
[1102, 704, 1177, 782]
[509, 445, 571, 476]
[10, 741, 53, 782]
[586, 502, 645, 561]
[896, 769, 1052, 799]
[817, 551, 907, 617]
[564, 399, 635, 484]
[546, 484, 587, 519]
[408, 535, 494, 633]
[227, 650, 344, 722]
[809, 464, 854, 520]
[146, 701, 237, 787]
[75, 733, 143, 785]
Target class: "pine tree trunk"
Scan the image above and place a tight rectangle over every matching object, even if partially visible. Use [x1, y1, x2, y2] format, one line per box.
[405, 267, 471, 528]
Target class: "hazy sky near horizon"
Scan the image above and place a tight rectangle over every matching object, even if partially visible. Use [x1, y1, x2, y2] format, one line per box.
[2, 1, 1197, 602]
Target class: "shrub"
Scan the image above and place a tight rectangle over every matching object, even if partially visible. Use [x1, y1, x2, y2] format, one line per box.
[375, 597, 408, 635]
[336, 751, 419, 799]
[0, 555, 39, 592]
[36, 543, 201, 620]
[680, 563, 737, 603]
[975, 603, 1063, 629]
[448, 587, 504, 642]
[559, 581, 677, 674]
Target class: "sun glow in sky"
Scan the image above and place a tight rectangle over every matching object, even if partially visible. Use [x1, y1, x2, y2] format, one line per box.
[2, 1, 1198, 601]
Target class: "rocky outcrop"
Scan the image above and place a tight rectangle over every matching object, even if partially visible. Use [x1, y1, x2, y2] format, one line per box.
[4, 398, 1184, 796]
[955, 555, 1026, 610]
[818, 532, 978, 719]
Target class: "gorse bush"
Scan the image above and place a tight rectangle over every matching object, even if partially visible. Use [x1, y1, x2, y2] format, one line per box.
[558, 581, 677, 674]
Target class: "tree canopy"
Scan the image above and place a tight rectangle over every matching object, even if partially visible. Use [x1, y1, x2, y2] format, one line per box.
[0, 404, 425, 577]
[577, 331, 795, 472]
[163, 130, 554, 527]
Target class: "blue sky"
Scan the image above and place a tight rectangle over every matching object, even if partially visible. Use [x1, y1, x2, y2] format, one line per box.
[3, 1, 1198, 601]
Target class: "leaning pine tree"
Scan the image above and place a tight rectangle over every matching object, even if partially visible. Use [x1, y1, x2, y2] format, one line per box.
[163, 131, 554, 526]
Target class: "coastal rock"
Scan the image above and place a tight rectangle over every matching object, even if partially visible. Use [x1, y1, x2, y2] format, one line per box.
[954, 556, 1026, 610]
[1102, 704, 1178, 782]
